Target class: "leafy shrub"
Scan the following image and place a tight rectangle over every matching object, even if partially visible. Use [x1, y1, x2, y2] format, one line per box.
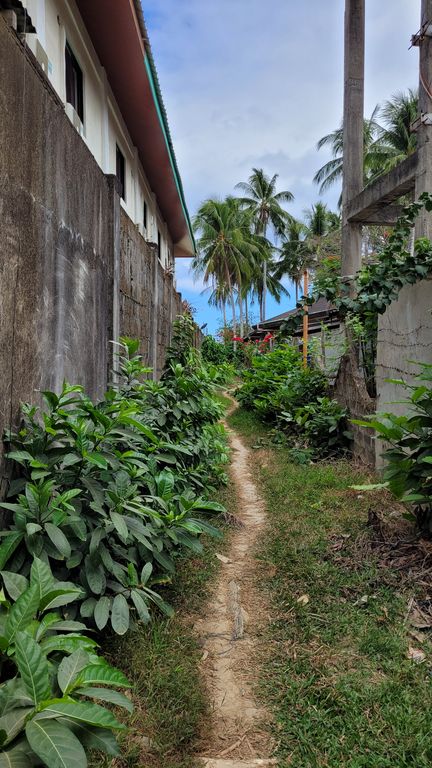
[235, 345, 304, 416]
[0, 558, 130, 766]
[201, 336, 229, 365]
[1, 321, 228, 634]
[201, 335, 245, 370]
[280, 397, 351, 457]
[235, 344, 350, 458]
[354, 365, 432, 534]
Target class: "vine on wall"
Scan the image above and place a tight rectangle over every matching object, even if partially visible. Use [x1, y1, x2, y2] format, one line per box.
[279, 192, 432, 396]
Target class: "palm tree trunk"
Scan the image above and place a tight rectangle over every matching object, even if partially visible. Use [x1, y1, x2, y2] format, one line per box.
[225, 263, 237, 350]
[262, 219, 268, 322]
[262, 260, 267, 321]
[222, 299, 227, 328]
[230, 290, 237, 350]
[245, 293, 249, 329]
[295, 281, 299, 304]
[239, 292, 244, 338]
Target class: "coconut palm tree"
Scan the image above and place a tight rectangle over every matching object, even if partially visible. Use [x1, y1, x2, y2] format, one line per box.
[378, 89, 418, 172]
[192, 197, 260, 338]
[313, 106, 385, 200]
[314, 91, 418, 198]
[235, 168, 294, 321]
[273, 219, 309, 303]
[303, 203, 341, 262]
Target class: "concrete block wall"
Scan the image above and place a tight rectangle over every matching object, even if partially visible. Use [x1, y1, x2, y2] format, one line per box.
[0, 19, 188, 489]
[119, 209, 184, 378]
[0, 19, 115, 440]
[333, 348, 376, 465]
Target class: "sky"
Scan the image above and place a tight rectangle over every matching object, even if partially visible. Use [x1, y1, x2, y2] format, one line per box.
[144, 0, 421, 335]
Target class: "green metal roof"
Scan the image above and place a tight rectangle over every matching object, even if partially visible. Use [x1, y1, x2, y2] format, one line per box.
[132, 1, 196, 255]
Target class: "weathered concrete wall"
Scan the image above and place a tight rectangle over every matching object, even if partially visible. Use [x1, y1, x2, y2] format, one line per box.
[376, 280, 432, 407]
[0, 19, 116, 476]
[0, 21, 187, 492]
[119, 210, 155, 366]
[375, 280, 432, 464]
[119, 209, 185, 377]
[333, 348, 376, 465]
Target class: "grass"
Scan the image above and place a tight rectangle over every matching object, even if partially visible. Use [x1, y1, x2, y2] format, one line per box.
[229, 406, 432, 768]
[93, 481, 234, 768]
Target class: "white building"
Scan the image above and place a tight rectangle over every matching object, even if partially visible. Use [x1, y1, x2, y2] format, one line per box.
[6, 0, 195, 267]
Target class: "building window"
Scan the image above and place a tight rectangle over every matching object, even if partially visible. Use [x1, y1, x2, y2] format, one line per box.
[116, 145, 126, 201]
[157, 230, 162, 261]
[65, 42, 83, 122]
[143, 200, 148, 232]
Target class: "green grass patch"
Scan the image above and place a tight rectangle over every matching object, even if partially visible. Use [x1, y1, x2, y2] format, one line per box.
[231, 406, 432, 768]
[94, 487, 233, 768]
[214, 391, 233, 411]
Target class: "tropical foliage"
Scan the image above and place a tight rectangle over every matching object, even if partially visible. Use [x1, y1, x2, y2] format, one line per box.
[354, 364, 432, 535]
[235, 168, 294, 320]
[235, 346, 349, 458]
[1, 319, 228, 639]
[0, 558, 131, 765]
[314, 90, 418, 197]
[0, 316, 231, 765]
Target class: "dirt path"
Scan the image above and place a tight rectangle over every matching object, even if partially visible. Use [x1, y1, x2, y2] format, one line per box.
[195, 396, 276, 768]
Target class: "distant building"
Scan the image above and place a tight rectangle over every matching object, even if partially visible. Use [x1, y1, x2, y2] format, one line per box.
[247, 298, 344, 375]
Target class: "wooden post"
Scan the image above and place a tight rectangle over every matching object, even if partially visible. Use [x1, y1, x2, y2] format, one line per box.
[302, 269, 309, 369]
[341, 0, 365, 279]
[415, 0, 432, 240]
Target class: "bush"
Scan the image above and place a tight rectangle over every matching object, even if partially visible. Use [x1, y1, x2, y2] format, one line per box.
[201, 335, 244, 369]
[1, 319, 229, 635]
[201, 336, 229, 365]
[279, 397, 351, 457]
[354, 365, 432, 535]
[235, 344, 350, 458]
[0, 559, 131, 765]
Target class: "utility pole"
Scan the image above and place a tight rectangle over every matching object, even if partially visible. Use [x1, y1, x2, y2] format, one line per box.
[341, 0, 365, 279]
[302, 269, 309, 369]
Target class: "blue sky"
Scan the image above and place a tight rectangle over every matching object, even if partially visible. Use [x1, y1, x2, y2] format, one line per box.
[144, 0, 420, 335]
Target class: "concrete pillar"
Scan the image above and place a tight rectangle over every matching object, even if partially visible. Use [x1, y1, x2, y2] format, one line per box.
[105, 174, 121, 380]
[148, 243, 159, 380]
[415, 0, 432, 238]
[341, 0, 365, 279]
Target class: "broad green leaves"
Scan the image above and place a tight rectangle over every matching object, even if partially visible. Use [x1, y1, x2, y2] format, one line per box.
[0, 579, 130, 766]
[25, 720, 87, 768]
[111, 594, 129, 635]
[14, 632, 50, 703]
[57, 650, 89, 695]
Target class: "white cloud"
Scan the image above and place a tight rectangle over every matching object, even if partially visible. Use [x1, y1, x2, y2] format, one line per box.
[145, 0, 421, 329]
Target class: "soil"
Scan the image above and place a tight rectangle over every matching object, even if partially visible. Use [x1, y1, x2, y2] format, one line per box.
[196, 396, 276, 768]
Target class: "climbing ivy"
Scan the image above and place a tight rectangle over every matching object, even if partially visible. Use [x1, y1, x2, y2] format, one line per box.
[279, 192, 432, 394]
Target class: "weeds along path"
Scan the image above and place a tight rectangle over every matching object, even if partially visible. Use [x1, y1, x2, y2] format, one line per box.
[196, 394, 276, 768]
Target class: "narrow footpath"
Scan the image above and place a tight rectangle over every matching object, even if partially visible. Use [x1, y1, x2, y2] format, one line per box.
[195, 396, 276, 768]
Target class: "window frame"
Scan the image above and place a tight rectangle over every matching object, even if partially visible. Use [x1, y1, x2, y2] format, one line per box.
[116, 144, 126, 202]
[65, 41, 84, 123]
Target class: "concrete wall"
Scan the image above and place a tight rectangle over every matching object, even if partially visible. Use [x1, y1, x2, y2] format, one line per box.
[0, 19, 115, 432]
[23, 0, 174, 265]
[119, 209, 182, 377]
[333, 349, 376, 465]
[0, 20, 187, 490]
